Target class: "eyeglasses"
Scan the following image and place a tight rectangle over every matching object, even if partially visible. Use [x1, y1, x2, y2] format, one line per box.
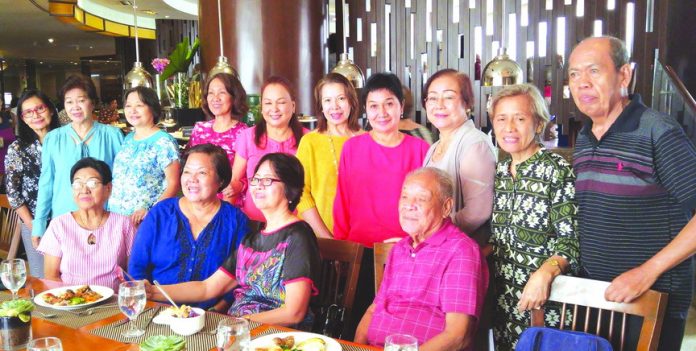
[249, 177, 283, 187]
[424, 93, 460, 106]
[22, 104, 47, 118]
[71, 179, 102, 191]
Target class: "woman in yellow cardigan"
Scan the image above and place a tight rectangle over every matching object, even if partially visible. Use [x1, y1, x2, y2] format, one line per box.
[296, 73, 363, 238]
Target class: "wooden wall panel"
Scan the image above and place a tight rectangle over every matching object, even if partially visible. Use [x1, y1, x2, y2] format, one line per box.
[338, 0, 660, 143]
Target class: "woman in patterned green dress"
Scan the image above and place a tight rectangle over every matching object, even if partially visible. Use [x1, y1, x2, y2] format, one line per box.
[487, 84, 579, 351]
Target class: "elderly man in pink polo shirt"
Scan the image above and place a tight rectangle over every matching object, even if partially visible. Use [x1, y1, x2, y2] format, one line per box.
[354, 167, 488, 351]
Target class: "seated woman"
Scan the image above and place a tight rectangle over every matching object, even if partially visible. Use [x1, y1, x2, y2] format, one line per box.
[487, 84, 578, 350]
[147, 153, 320, 328]
[355, 168, 487, 351]
[128, 144, 249, 309]
[37, 157, 136, 290]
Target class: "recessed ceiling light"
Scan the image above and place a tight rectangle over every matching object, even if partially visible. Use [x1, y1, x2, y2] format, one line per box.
[39, 61, 43, 64]
[142, 10, 157, 15]
[48, 38, 54, 43]
[89, 46, 94, 49]
[165, 15, 170, 19]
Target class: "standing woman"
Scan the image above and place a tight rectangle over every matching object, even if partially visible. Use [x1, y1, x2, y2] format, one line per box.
[188, 73, 249, 202]
[230, 76, 307, 223]
[32, 74, 124, 241]
[488, 84, 578, 350]
[422, 69, 496, 236]
[110, 87, 180, 225]
[296, 73, 362, 239]
[4, 90, 61, 277]
[333, 72, 430, 247]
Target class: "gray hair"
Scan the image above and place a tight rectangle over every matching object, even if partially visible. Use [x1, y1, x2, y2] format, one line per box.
[405, 167, 454, 202]
[488, 84, 551, 134]
[576, 36, 629, 71]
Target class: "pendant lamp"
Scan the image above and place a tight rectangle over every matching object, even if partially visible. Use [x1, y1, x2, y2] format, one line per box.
[124, 0, 153, 89]
[331, 0, 364, 88]
[482, 0, 523, 86]
[208, 0, 239, 78]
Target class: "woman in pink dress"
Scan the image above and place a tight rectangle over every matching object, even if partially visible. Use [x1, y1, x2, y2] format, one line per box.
[188, 73, 249, 202]
[230, 76, 307, 223]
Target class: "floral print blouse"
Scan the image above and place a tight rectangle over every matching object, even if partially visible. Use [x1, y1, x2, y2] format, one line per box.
[4, 140, 42, 214]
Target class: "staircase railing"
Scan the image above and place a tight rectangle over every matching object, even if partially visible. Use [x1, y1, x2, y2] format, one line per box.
[652, 55, 696, 145]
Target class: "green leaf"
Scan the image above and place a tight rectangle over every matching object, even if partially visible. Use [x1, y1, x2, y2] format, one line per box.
[140, 335, 186, 351]
[0, 299, 34, 321]
[160, 37, 200, 82]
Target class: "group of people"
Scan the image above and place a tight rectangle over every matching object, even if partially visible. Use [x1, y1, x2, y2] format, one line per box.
[3, 34, 695, 351]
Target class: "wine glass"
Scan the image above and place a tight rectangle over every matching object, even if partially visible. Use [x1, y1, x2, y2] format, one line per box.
[0, 259, 26, 300]
[384, 334, 418, 351]
[216, 317, 250, 351]
[27, 337, 63, 351]
[118, 280, 146, 338]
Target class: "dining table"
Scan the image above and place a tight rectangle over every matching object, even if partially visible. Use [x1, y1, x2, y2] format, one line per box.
[14, 277, 381, 351]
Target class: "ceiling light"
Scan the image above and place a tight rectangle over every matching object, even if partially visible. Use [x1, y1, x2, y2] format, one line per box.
[165, 15, 170, 19]
[142, 10, 157, 15]
[120, 1, 133, 5]
[48, 38, 54, 44]
[124, 0, 153, 90]
[208, 0, 239, 78]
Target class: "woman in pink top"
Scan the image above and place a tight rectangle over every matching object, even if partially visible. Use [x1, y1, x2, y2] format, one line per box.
[333, 73, 429, 248]
[230, 76, 307, 222]
[37, 157, 136, 291]
[188, 73, 249, 202]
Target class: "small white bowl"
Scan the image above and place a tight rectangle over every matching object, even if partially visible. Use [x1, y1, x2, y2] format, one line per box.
[168, 307, 205, 336]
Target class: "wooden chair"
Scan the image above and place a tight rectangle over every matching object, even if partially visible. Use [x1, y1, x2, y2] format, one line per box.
[0, 195, 22, 260]
[373, 242, 394, 292]
[312, 238, 364, 338]
[530, 275, 667, 351]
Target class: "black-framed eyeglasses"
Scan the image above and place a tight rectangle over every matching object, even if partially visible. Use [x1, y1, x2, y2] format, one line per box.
[249, 177, 283, 187]
[71, 179, 102, 191]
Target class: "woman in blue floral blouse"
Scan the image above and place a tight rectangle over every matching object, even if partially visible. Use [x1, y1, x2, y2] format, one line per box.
[110, 86, 180, 225]
[4, 90, 61, 277]
[487, 84, 579, 351]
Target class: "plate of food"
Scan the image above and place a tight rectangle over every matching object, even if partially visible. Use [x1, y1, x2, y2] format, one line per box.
[34, 285, 113, 310]
[250, 332, 341, 351]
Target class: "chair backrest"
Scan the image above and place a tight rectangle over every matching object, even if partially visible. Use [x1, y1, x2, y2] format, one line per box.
[312, 238, 364, 337]
[373, 242, 395, 292]
[0, 195, 21, 260]
[530, 275, 667, 351]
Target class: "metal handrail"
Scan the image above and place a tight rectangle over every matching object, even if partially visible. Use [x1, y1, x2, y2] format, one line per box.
[662, 64, 696, 113]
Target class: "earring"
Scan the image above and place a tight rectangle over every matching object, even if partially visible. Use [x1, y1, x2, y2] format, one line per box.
[620, 86, 629, 97]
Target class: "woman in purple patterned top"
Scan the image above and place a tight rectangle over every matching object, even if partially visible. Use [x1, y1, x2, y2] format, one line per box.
[188, 73, 248, 203]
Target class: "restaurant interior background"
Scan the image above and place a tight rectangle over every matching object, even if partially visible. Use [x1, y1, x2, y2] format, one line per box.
[0, 1, 695, 348]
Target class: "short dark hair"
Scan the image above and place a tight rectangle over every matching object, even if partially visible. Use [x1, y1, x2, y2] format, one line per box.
[123, 86, 162, 124]
[256, 76, 304, 148]
[202, 73, 249, 120]
[314, 73, 361, 132]
[253, 153, 304, 211]
[59, 74, 98, 104]
[16, 90, 61, 147]
[422, 69, 475, 111]
[182, 143, 231, 192]
[361, 72, 404, 107]
[71, 157, 113, 184]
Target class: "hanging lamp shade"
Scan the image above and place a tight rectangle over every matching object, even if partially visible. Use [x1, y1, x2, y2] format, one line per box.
[332, 53, 365, 88]
[124, 61, 153, 89]
[208, 55, 239, 78]
[482, 48, 523, 87]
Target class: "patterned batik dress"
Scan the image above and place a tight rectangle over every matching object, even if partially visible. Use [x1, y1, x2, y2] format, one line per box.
[490, 148, 579, 351]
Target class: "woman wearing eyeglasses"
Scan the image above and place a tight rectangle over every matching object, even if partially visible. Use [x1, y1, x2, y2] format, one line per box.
[128, 144, 248, 310]
[148, 153, 320, 328]
[37, 157, 135, 290]
[32, 75, 124, 242]
[4, 90, 62, 277]
[422, 69, 496, 237]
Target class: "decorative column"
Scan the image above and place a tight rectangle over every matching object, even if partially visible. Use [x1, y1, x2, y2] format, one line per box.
[199, 0, 324, 115]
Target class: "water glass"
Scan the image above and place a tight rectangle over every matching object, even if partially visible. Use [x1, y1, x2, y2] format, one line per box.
[0, 259, 27, 300]
[118, 280, 146, 338]
[216, 317, 250, 351]
[384, 334, 418, 351]
[27, 337, 62, 351]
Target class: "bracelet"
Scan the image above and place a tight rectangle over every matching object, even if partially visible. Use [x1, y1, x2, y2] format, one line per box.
[545, 258, 562, 274]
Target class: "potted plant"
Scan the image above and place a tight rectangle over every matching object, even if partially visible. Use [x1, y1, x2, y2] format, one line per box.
[0, 299, 34, 350]
[140, 335, 186, 351]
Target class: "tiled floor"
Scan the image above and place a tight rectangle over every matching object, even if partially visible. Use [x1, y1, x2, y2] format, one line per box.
[682, 304, 696, 350]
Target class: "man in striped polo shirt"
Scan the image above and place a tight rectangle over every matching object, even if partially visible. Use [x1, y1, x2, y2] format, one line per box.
[569, 36, 696, 350]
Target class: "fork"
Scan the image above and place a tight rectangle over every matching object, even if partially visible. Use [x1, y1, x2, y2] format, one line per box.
[76, 303, 118, 316]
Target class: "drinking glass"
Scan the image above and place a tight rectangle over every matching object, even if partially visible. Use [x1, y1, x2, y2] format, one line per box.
[216, 317, 250, 351]
[118, 280, 146, 337]
[384, 334, 418, 351]
[27, 337, 62, 351]
[0, 259, 26, 300]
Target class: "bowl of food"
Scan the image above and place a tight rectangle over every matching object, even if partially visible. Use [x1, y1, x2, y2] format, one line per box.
[162, 305, 205, 336]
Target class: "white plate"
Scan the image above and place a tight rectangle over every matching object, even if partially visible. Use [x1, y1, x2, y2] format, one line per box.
[249, 332, 342, 351]
[34, 285, 114, 310]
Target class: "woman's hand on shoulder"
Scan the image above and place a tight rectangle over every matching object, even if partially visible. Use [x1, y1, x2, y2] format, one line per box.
[130, 209, 148, 225]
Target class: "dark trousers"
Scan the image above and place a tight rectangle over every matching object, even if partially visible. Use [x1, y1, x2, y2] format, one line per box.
[625, 315, 685, 351]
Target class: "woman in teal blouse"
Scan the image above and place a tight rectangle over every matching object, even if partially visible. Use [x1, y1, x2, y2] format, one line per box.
[32, 74, 123, 242]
